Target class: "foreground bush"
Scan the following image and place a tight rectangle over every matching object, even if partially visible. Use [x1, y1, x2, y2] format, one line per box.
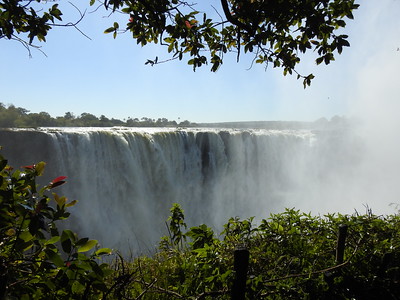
[115, 204, 400, 299]
[0, 154, 113, 299]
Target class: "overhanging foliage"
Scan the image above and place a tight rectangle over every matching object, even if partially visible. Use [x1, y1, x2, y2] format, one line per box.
[1, 0, 359, 86]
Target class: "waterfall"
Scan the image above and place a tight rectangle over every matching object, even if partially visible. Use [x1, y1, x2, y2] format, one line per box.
[0, 126, 393, 254]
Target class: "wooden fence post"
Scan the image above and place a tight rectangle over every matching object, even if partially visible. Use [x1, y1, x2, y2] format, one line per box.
[231, 247, 249, 300]
[336, 224, 348, 264]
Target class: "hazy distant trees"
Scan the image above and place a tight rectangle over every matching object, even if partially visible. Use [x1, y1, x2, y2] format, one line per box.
[0, 103, 352, 129]
[0, 103, 195, 128]
[314, 116, 350, 129]
[24, 112, 55, 127]
[0, 104, 31, 127]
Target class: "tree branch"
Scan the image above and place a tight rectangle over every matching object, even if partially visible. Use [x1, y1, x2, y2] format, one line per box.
[133, 279, 185, 299]
[220, 0, 253, 33]
[49, 2, 91, 41]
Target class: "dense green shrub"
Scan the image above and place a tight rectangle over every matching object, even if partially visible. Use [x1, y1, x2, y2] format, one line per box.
[0, 153, 113, 299]
[115, 205, 400, 299]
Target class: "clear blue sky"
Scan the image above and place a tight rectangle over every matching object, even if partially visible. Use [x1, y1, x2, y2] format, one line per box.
[1, 1, 399, 123]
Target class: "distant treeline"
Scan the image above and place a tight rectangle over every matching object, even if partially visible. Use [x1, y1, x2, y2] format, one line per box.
[0, 103, 351, 129]
[0, 103, 196, 128]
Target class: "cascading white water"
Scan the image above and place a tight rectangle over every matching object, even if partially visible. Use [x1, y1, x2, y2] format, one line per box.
[0, 126, 394, 254]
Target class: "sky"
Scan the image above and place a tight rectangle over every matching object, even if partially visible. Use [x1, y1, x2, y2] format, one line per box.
[1, 1, 399, 123]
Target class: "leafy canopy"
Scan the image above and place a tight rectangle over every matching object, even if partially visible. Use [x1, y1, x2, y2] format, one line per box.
[103, 0, 359, 86]
[1, 0, 359, 86]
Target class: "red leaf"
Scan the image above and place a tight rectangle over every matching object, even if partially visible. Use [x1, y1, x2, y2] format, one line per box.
[23, 165, 35, 169]
[51, 176, 67, 184]
[185, 20, 192, 29]
[49, 181, 66, 189]
[48, 176, 67, 189]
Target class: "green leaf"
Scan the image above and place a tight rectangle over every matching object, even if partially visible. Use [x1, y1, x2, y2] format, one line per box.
[77, 239, 98, 253]
[61, 230, 76, 253]
[62, 229, 77, 242]
[65, 199, 78, 207]
[336, 20, 346, 27]
[14, 238, 33, 252]
[19, 230, 33, 242]
[29, 215, 44, 235]
[94, 248, 112, 256]
[53, 193, 66, 207]
[337, 45, 343, 54]
[45, 235, 60, 245]
[0, 158, 7, 171]
[168, 42, 174, 53]
[5, 228, 16, 236]
[71, 280, 86, 294]
[104, 27, 115, 34]
[341, 39, 350, 47]
[75, 237, 89, 247]
[21, 295, 30, 300]
[45, 249, 64, 267]
[35, 161, 46, 176]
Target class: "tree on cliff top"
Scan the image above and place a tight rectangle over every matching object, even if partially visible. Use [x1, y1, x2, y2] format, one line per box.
[0, 0, 359, 87]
